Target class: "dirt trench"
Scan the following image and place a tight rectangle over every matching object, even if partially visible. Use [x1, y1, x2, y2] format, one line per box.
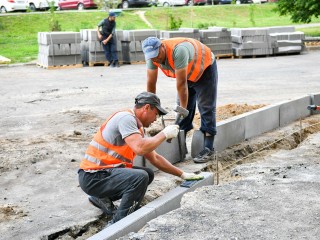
[35, 106, 320, 240]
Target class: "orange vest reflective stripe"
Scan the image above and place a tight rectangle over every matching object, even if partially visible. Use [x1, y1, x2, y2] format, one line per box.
[80, 110, 143, 170]
[153, 38, 212, 82]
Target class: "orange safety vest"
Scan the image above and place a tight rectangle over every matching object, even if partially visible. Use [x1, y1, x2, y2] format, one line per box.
[80, 110, 143, 170]
[153, 38, 212, 82]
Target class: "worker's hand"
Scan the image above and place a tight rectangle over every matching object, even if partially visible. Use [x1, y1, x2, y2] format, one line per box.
[161, 125, 180, 140]
[102, 39, 109, 45]
[180, 172, 204, 181]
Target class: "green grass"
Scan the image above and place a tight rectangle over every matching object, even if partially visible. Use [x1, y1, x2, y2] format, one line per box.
[0, 4, 319, 63]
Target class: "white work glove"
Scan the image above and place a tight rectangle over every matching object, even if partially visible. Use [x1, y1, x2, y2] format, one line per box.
[161, 125, 180, 140]
[180, 172, 204, 181]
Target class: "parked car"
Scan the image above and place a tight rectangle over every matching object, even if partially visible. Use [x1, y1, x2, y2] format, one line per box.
[27, 0, 58, 11]
[58, 0, 97, 10]
[252, 0, 267, 3]
[0, 0, 27, 13]
[158, 0, 184, 7]
[185, 0, 206, 6]
[207, 0, 231, 4]
[106, 0, 151, 8]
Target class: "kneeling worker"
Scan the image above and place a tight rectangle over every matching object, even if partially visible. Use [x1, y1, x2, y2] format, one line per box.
[78, 92, 203, 226]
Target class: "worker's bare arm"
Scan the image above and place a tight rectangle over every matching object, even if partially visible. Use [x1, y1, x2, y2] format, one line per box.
[124, 132, 165, 156]
[175, 67, 188, 109]
[147, 69, 158, 93]
[144, 151, 183, 177]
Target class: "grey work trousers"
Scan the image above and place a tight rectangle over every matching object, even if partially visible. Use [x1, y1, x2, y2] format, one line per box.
[78, 166, 154, 223]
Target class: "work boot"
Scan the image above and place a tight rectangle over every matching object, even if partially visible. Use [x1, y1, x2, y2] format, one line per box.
[107, 61, 113, 67]
[193, 147, 214, 163]
[88, 196, 117, 216]
[113, 60, 120, 68]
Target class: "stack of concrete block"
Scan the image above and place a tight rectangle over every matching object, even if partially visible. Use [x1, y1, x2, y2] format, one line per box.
[268, 26, 305, 54]
[38, 32, 82, 68]
[200, 27, 233, 56]
[231, 27, 272, 57]
[80, 29, 123, 65]
[122, 29, 160, 63]
[160, 29, 199, 40]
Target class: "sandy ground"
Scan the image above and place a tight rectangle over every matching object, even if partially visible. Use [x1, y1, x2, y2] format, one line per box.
[0, 50, 320, 239]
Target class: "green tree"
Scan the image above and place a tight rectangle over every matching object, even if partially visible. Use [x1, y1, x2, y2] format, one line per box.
[276, 0, 320, 23]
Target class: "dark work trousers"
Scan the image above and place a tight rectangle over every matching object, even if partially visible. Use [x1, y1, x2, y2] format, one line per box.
[78, 166, 154, 223]
[179, 60, 218, 136]
[102, 38, 118, 63]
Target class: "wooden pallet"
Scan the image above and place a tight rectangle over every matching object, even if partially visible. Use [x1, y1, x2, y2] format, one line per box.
[37, 63, 83, 70]
[215, 54, 234, 60]
[89, 61, 108, 67]
[233, 54, 271, 59]
[121, 61, 146, 65]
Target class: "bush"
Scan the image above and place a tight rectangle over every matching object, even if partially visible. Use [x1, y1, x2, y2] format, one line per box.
[168, 14, 182, 30]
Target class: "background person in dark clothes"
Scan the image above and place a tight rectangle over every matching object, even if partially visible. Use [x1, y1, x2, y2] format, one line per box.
[97, 12, 120, 68]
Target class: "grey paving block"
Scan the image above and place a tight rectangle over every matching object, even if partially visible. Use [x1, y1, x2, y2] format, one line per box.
[191, 130, 204, 158]
[133, 155, 145, 168]
[38, 53, 82, 67]
[244, 104, 280, 139]
[231, 27, 269, 36]
[232, 35, 269, 44]
[232, 42, 270, 49]
[206, 43, 232, 51]
[38, 32, 81, 45]
[268, 26, 295, 34]
[161, 31, 196, 39]
[201, 36, 232, 44]
[276, 40, 302, 47]
[80, 29, 89, 41]
[273, 46, 302, 54]
[145, 130, 186, 170]
[214, 116, 246, 152]
[200, 30, 231, 38]
[208, 26, 229, 32]
[88, 206, 157, 240]
[88, 41, 104, 52]
[145, 172, 214, 216]
[179, 27, 200, 33]
[212, 49, 233, 55]
[123, 30, 160, 41]
[88, 52, 106, 62]
[89, 172, 213, 240]
[279, 96, 311, 127]
[129, 41, 143, 52]
[233, 47, 272, 56]
[88, 30, 99, 41]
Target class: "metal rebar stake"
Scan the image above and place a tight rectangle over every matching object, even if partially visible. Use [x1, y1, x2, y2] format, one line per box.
[215, 151, 219, 185]
[299, 118, 302, 144]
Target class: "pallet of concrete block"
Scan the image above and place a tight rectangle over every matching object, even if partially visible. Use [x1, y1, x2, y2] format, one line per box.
[122, 29, 160, 63]
[268, 26, 305, 55]
[81, 29, 123, 67]
[160, 30, 198, 40]
[200, 27, 233, 59]
[37, 32, 82, 69]
[231, 27, 272, 57]
[178, 28, 200, 40]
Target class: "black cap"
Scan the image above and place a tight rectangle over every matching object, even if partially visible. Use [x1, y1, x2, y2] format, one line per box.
[135, 92, 168, 115]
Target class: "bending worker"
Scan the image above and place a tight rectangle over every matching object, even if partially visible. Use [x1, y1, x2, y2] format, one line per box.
[142, 37, 218, 163]
[78, 92, 203, 226]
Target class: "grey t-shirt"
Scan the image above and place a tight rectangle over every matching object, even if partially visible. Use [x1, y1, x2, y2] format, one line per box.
[146, 41, 215, 71]
[102, 111, 141, 146]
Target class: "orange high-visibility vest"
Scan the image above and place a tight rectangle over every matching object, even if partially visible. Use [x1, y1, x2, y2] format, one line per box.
[80, 110, 143, 170]
[153, 38, 212, 82]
